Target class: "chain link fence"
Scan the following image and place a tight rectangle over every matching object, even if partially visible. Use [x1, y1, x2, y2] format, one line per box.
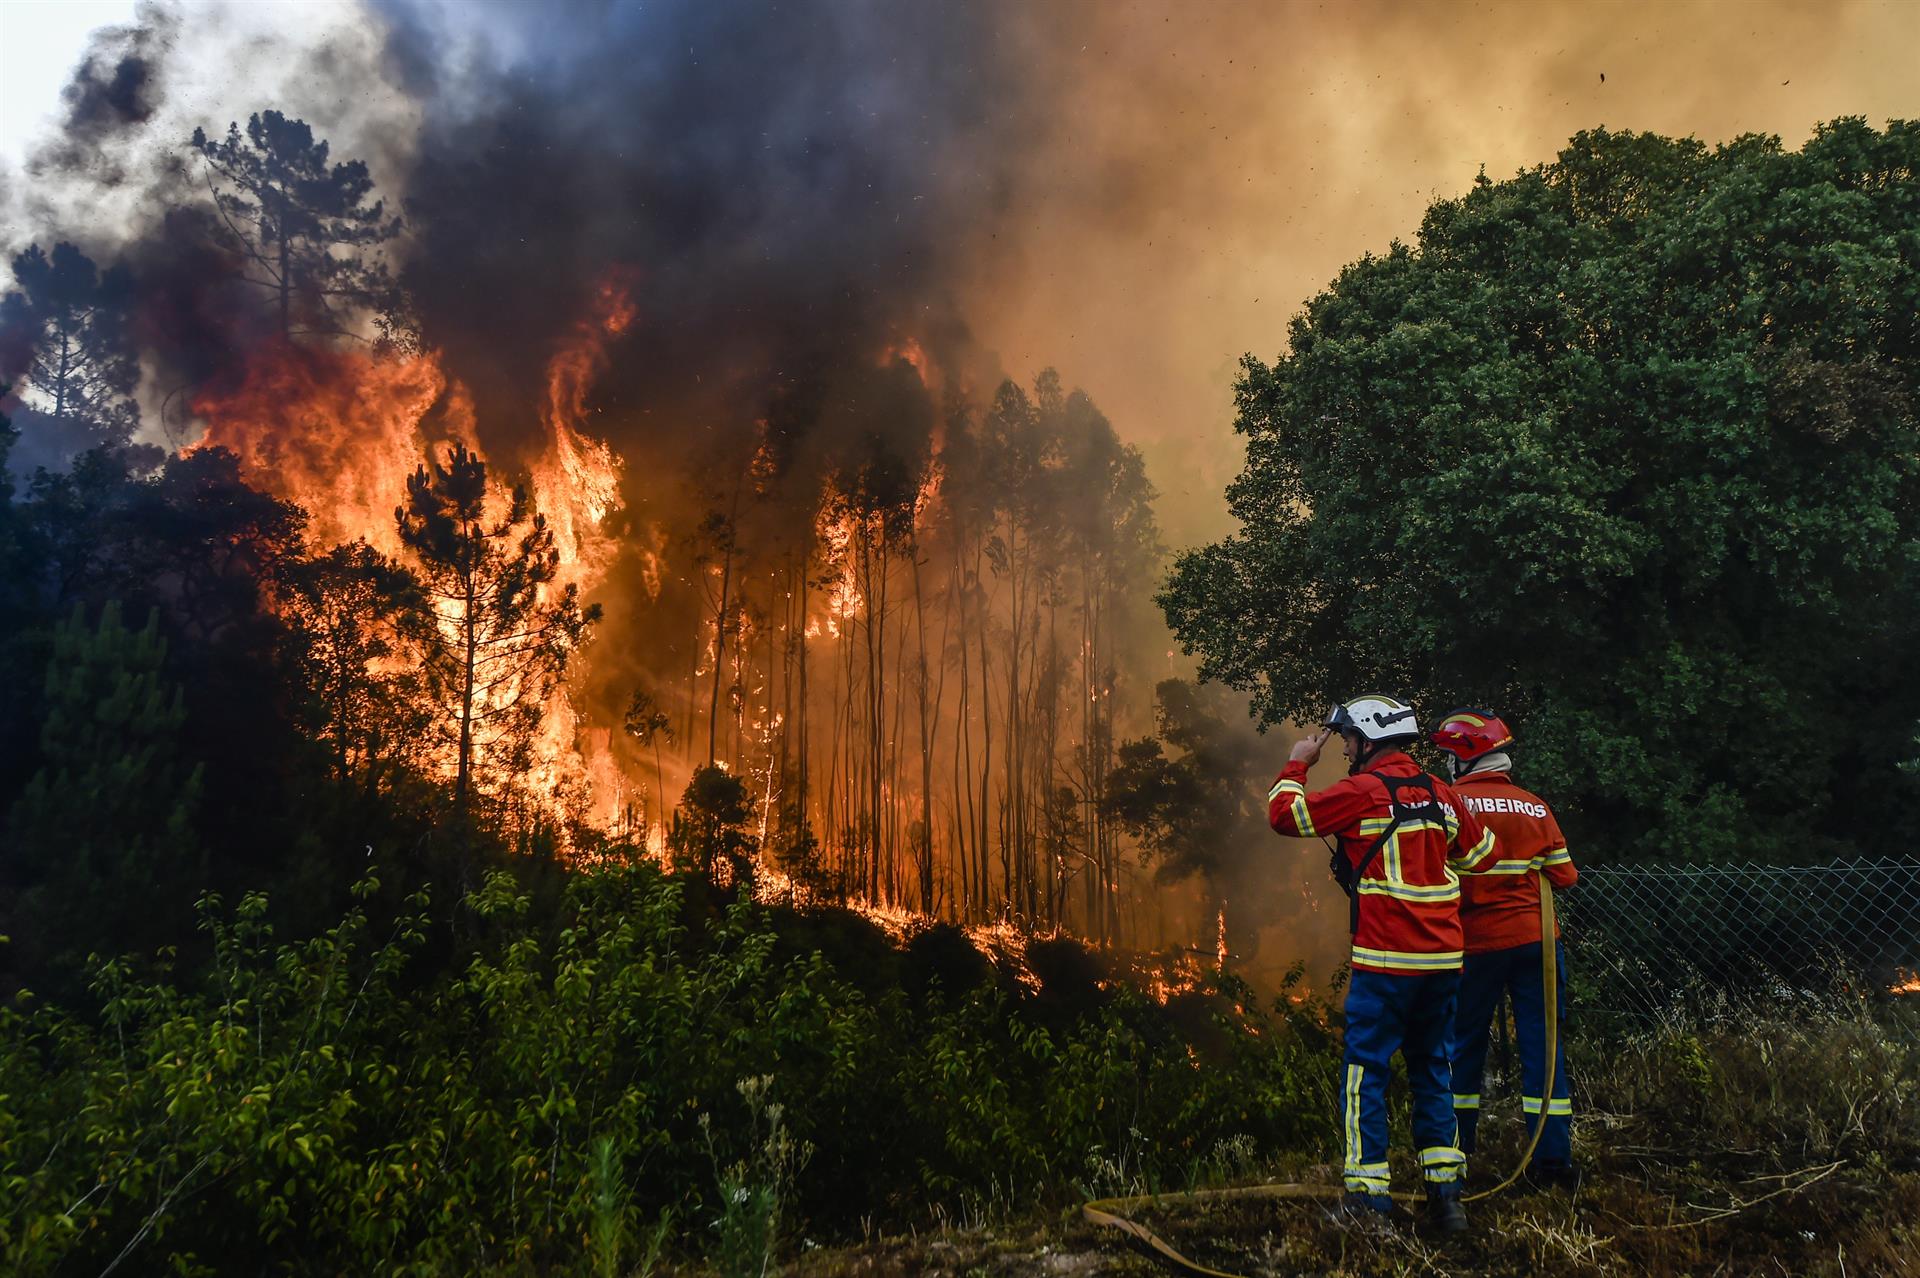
[1557, 859, 1920, 1020]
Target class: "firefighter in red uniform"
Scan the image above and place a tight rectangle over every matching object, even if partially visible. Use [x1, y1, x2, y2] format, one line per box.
[1430, 709, 1579, 1190]
[1270, 695, 1500, 1233]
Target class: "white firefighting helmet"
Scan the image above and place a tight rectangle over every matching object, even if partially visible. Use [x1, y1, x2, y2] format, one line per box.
[1324, 694, 1419, 745]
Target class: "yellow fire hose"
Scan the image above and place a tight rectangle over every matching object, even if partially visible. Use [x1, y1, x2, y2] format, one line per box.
[1083, 881, 1559, 1274]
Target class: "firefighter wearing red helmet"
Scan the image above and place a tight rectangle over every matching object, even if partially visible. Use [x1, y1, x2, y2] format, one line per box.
[1430, 709, 1580, 1191]
[1269, 695, 1501, 1234]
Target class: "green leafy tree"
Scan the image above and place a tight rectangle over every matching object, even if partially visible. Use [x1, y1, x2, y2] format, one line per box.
[4, 601, 204, 977]
[668, 763, 759, 889]
[395, 444, 599, 830]
[280, 539, 429, 784]
[190, 110, 403, 341]
[0, 242, 141, 466]
[1103, 677, 1269, 894]
[1161, 119, 1920, 863]
[119, 447, 309, 641]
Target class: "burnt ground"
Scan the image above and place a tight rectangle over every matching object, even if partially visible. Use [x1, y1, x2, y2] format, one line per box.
[787, 1155, 1920, 1277]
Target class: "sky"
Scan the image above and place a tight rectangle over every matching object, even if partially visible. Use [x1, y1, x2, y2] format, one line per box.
[0, 2, 140, 166]
[3, 0, 1918, 547]
[956, 0, 1920, 544]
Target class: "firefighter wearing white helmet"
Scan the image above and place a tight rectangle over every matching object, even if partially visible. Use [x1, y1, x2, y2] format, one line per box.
[1324, 695, 1421, 768]
[1267, 693, 1500, 1234]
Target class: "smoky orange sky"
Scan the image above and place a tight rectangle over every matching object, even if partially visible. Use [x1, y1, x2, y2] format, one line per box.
[962, 0, 1920, 549]
[6, 0, 1915, 552]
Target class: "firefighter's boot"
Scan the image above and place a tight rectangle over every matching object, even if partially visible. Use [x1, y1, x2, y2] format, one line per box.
[1337, 1191, 1394, 1228]
[1527, 1162, 1584, 1194]
[1424, 1184, 1467, 1236]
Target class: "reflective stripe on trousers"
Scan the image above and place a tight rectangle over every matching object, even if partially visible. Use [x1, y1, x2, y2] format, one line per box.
[1450, 940, 1573, 1167]
[1342, 967, 1466, 1193]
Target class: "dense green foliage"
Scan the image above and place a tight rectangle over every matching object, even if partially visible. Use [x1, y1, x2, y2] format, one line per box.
[0, 863, 1337, 1275]
[1162, 119, 1920, 862]
[7, 602, 204, 985]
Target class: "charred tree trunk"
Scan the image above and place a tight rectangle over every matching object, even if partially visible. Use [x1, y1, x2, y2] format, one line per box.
[707, 544, 732, 764]
[911, 545, 937, 915]
[456, 573, 478, 816]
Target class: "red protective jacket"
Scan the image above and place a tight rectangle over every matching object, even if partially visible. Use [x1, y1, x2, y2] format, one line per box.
[1268, 750, 1499, 975]
[1450, 770, 1577, 954]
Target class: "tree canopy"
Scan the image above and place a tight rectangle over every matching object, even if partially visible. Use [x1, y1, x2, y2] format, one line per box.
[0, 242, 141, 468]
[396, 443, 599, 827]
[191, 110, 403, 342]
[1161, 119, 1920, 863]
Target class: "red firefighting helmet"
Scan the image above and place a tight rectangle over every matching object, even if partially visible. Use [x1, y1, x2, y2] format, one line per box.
[1430, 708, 1514, 763]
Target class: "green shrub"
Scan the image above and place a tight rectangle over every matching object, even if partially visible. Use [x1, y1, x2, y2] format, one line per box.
[0, 861, 1338, 1275]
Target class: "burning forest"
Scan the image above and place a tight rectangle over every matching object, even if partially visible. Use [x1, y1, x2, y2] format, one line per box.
[0, 0, 1318, 975]
[193, 295, 1180, 941]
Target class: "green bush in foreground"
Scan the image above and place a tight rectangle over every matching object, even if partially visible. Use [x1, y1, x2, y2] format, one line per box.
[0, 861, 1336, 1276]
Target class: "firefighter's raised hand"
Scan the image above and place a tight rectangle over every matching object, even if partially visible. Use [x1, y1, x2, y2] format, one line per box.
[1289, 727, 1331, 765]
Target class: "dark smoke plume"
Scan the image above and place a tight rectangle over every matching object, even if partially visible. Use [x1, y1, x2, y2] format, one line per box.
[381, 0, 1041, 460]
[65, 33, 164, 134]
[33, 6, 179, 182]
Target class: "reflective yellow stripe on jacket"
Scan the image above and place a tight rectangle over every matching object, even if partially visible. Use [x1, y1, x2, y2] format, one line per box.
[1269, 776, 1315, 836]
[1350, 944, 1465, 972]
[1453, 826, 1500, 873]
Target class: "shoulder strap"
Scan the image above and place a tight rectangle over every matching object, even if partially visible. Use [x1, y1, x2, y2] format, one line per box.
[1344, 773, 1442, 935]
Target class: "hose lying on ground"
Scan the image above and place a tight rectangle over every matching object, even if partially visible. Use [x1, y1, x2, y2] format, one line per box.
[1082, 882, 1558, 1276]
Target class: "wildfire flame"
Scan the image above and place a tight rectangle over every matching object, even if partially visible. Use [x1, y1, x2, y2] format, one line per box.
[1144, 960, 1206, 1004]
[881, 336, 930, 382]
[534, 275, 630, 593]
[1892, 968, 1920, 996]
[189, 343, 471, 556]
[177, 302, 1228, 984]
[751, 868, 1046, 993]
[522, 279, 634, 828]
[187, 279, 638, 836]
[815, 505, 863, 635]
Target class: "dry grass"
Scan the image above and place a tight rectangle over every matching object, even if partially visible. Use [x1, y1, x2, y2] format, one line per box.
[783, 1169, 1918, 1277]
[780, 990, 1920, 1278]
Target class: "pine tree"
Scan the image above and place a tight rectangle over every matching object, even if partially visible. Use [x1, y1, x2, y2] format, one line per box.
[191, 110, 403, 342]
[5, 602, 204, 976]
[280, 539, 429, 784]
[395, 444, 598, 832]
[0, 242, 141, 466]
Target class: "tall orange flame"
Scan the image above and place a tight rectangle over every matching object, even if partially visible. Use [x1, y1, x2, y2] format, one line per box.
[189, 343, 472, 556]
[187, 279, 639, 840]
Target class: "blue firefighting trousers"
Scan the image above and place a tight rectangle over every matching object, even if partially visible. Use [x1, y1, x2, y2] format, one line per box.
[1341, 968, 1466, 1197]
[1451, 941, 1572, 1169]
